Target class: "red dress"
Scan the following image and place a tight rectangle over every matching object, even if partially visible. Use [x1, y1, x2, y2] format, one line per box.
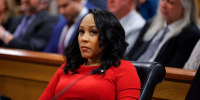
[39, 60, 141, 100]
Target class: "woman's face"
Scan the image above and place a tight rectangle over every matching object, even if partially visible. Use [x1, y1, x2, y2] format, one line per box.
[78, 14, 102, 59]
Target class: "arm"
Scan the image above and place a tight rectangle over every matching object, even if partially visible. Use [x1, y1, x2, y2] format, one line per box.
[116, 61, 141, 100]
[9, 17, 57, 51]
[0, 25, 13, 45]
[39, 63, 66, 100]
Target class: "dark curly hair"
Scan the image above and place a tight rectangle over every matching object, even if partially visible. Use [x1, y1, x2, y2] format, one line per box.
[63, 9, 128, 74]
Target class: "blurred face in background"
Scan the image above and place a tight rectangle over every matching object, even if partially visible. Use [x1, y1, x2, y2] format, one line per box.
[57, 0, 82, 21]
[0, 0, 7, 13]
[160, 0, 184, 24]
[107, 0, 133, 19]
[78, 14, 102, 59]
[21, 0, 42, 13]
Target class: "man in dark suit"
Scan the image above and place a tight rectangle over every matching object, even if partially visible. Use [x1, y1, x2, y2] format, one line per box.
[0, 0, 58, 51]
[126, 0, 200, 68]
[43, 0, 96, 54]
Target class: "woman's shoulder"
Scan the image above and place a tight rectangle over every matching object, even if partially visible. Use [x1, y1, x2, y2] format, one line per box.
[120, 59, 134, 66]
[113, 59, 136, 71]
[60, 63, 67, 68]
[56, 63, 67, 74]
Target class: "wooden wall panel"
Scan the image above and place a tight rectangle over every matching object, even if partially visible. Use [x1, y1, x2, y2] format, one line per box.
[0, 76, 48, 100]
[0, 59, 59, 82]
[153, 81, 190, 100]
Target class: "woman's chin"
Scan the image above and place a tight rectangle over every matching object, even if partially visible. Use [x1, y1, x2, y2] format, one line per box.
[81, 55, 90, 59]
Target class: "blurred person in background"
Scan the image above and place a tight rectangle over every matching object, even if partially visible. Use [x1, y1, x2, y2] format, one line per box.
[0, 0, 17, 30]
[44, 0, 96, 54]
[0, 0, 58, 51]
[107, 0, 145, 55]
[48, 0, 97, 15]
[136, 0, 159, 20]
[126, 0, 200, 68]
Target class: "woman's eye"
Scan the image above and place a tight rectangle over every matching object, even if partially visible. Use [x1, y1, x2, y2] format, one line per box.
[90, 30, 98, 34]
[78, 30, 84, 34]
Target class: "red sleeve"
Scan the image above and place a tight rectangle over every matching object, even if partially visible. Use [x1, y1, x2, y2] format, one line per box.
[39, 63, 66, 100]
[115, 61, 141, 100]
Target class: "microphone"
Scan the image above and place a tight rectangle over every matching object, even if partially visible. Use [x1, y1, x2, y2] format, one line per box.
[51, 68, 101, 100]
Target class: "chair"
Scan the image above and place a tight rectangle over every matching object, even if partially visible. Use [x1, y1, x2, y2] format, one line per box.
[132, 61, 166, 100]
[0, 95, 11, 100]
[185, 65, 200, 100]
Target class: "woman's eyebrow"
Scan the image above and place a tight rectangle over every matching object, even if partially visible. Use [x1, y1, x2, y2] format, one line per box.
[90, 26, 97, 28]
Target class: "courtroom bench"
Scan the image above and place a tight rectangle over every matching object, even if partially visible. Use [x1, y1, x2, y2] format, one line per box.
[0, 47, 196, 100]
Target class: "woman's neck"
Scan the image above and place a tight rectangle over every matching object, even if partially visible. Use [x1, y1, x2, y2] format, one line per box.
[84, 57, 102, 66]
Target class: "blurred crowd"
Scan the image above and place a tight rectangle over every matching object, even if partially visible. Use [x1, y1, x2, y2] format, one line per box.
[0, 0, 200, 70]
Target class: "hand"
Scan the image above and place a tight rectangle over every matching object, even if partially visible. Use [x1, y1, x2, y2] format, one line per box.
[0, 25, 13, 45]
[0, 25, 6, 39]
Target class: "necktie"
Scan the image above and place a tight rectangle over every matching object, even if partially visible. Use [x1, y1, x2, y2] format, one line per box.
[137, 26, 169, 62]
[58, 21, 74, 54]
[14, 16, 30, 38]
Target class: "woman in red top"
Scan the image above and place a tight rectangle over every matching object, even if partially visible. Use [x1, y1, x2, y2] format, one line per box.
[39, 9, 141, 100]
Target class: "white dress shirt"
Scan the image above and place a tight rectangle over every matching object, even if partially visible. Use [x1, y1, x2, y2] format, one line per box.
[120, 10, 145, 54]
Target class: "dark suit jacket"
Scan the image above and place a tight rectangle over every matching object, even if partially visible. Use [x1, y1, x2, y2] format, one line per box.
[43, 15, 67, 53]
[4, 10, 58, 51]
[2, 17, 14, 30]
[126, 21, 200, 68]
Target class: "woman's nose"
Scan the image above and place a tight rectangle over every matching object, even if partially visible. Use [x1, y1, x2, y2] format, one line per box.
[81, 33, 89, 42]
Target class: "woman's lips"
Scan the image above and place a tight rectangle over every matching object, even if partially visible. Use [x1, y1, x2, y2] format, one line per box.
[81, 46, 89, 51]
